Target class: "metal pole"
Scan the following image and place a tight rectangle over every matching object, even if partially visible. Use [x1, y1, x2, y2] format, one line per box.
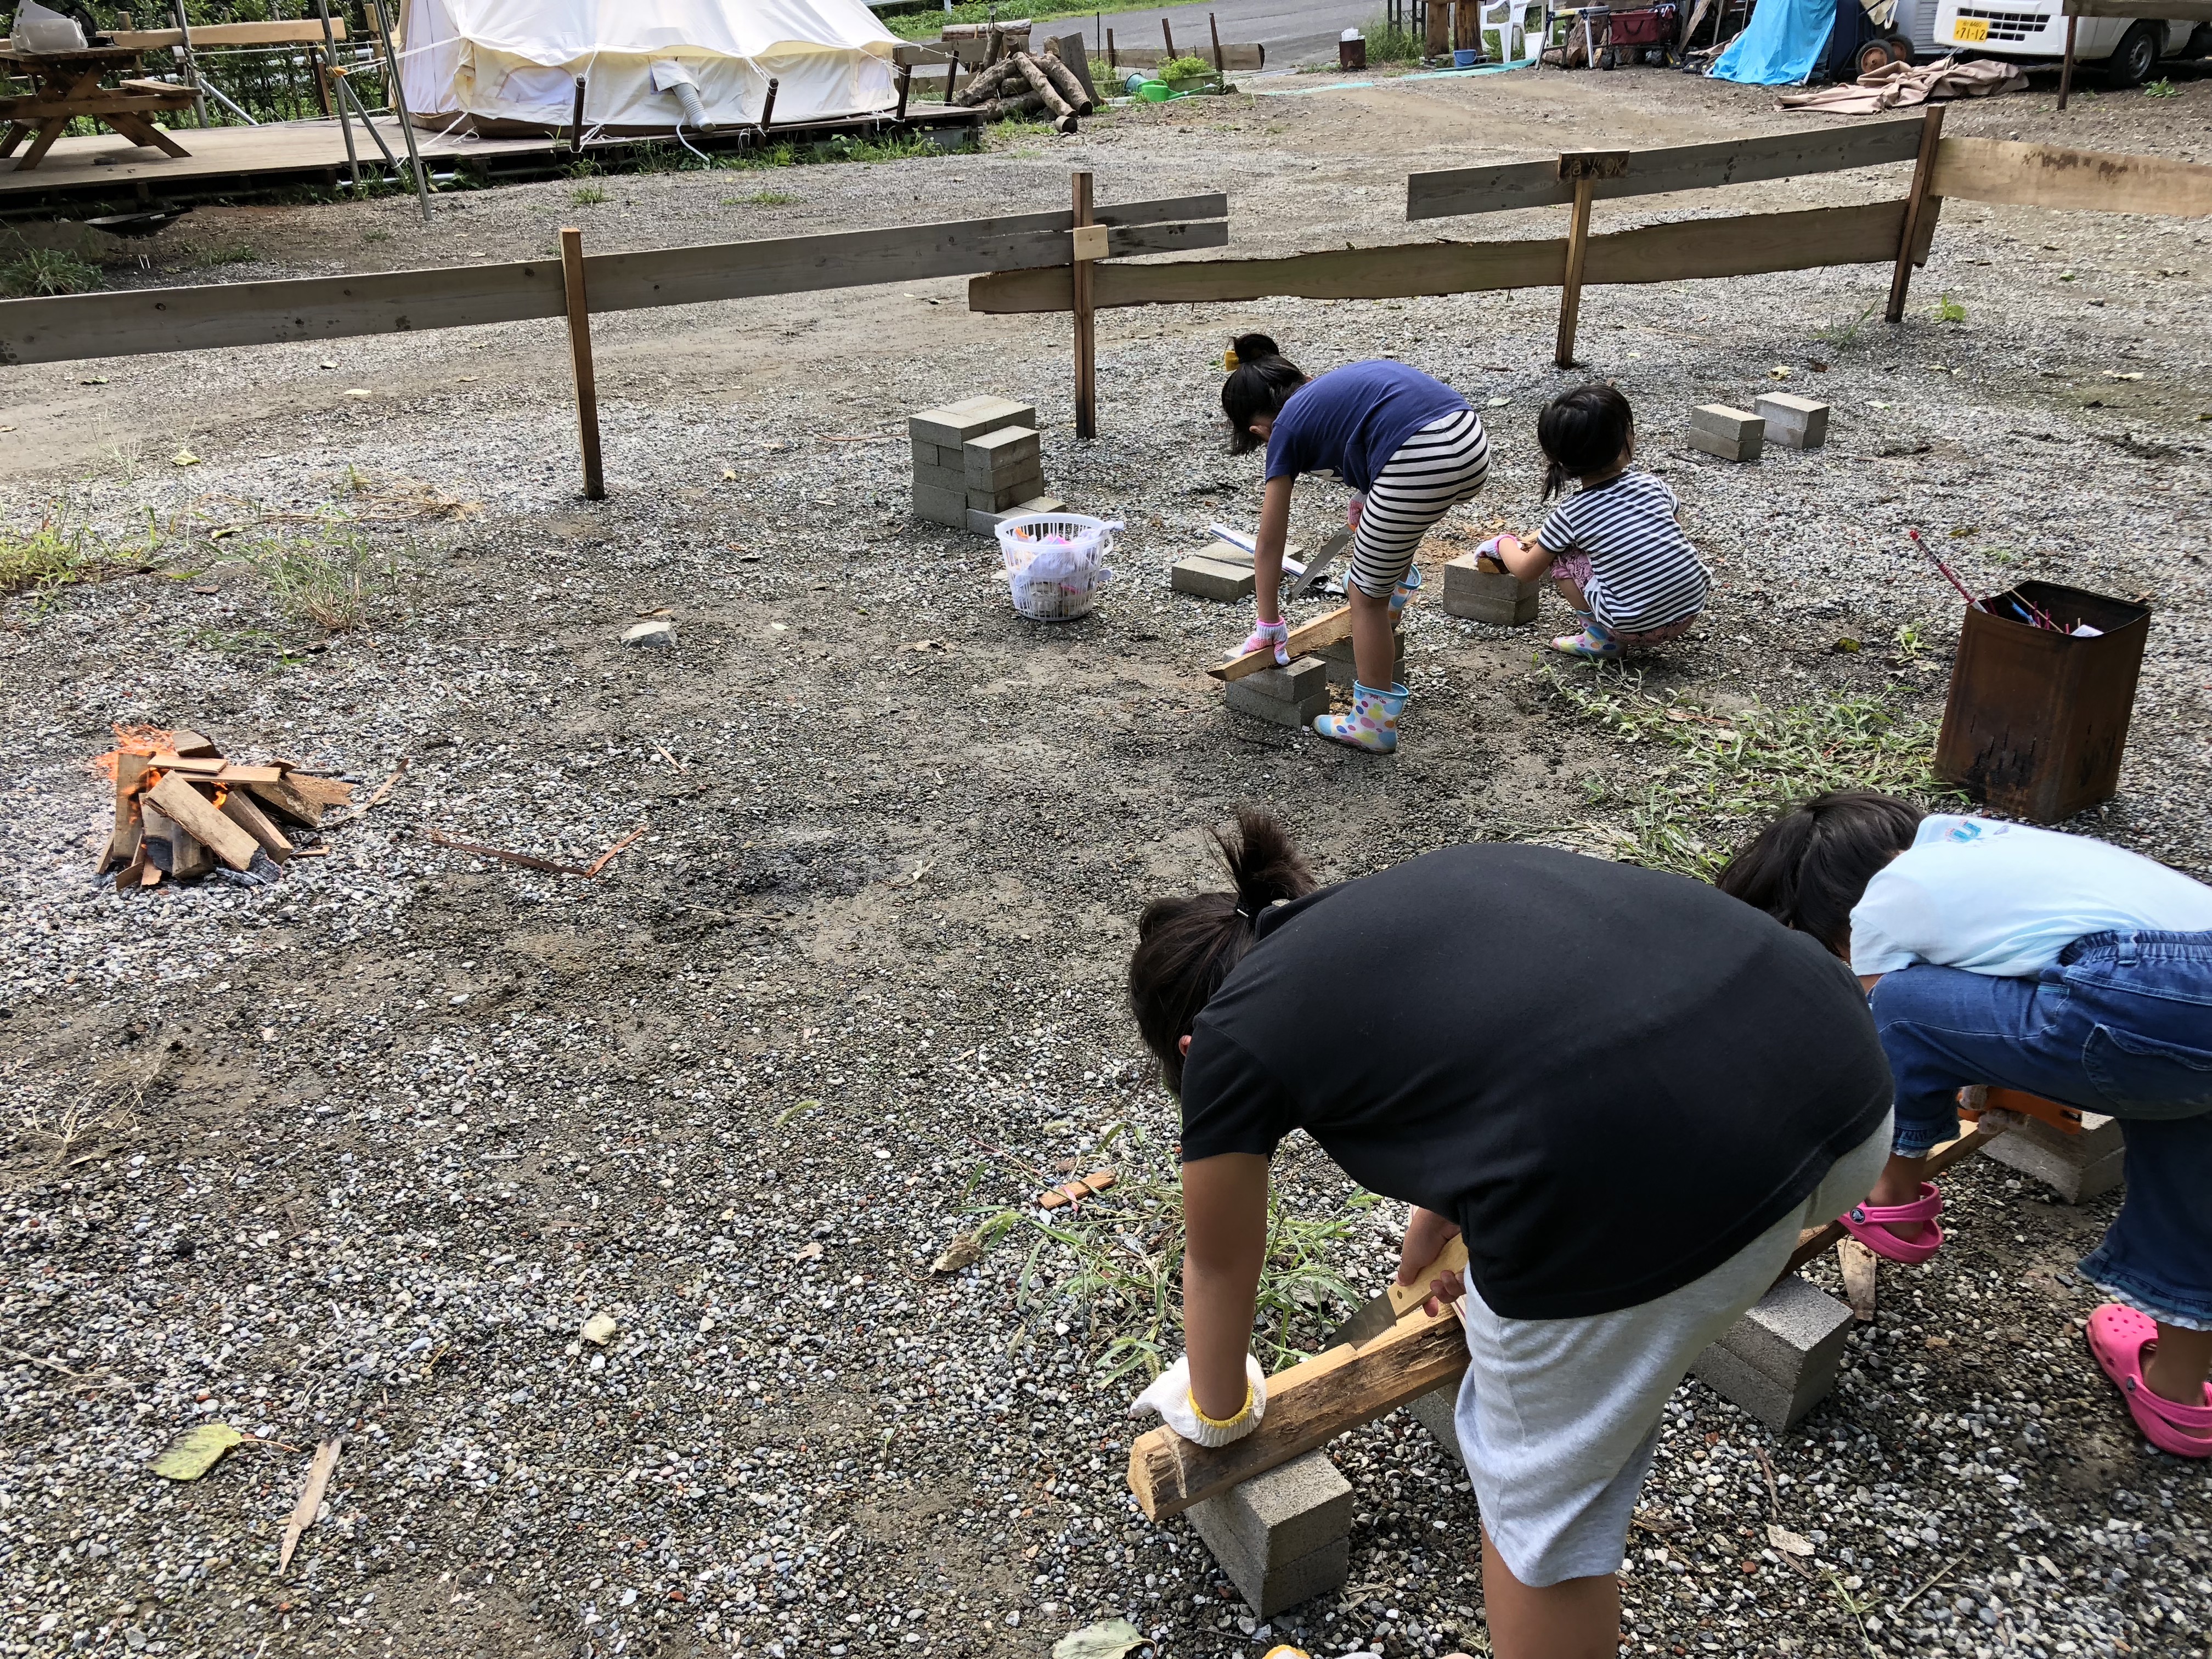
[314, 0, 361, 190]
[170, 0, 208, 127]
[367, 0, 433, 224]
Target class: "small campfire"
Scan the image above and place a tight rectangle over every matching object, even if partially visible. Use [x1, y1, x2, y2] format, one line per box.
[93, 725, 354, 890]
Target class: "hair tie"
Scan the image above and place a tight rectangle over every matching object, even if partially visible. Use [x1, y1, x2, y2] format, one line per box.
[1234, 905, 1255, 923]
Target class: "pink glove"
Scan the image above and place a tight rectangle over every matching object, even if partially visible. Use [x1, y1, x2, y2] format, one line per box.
[1236, 618, 1290, 667]
[1348, 494, 1365, 531]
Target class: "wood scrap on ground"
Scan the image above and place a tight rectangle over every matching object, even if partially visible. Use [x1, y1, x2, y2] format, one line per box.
[278, 1439, 341, 1575]
[1037, 1169, 1116, 1209]
[92, 725, 353, 891]
[1838, 1238, 1878, 1322]
[424, 824, 647, 879]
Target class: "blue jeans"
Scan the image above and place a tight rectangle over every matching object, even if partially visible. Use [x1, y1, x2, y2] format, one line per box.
[1869, 930, 2212, 1330]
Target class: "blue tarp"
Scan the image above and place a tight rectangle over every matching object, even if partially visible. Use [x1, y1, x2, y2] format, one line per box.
[1709, 0, 1831, 84]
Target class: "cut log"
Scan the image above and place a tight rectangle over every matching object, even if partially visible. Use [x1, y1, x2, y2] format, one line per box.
[140, 800, 215, 881]
[221, 789, 295, 863]
[977, 89, 1048, 120]
[1127, 1305, 1469, 1520]
[1012, 53, 1074, 120]
[148, 774, 261, 872]
[955, 57, 1022, 104]
[1207, 607, 1355, 681]
[1026, 49, 1090, 115]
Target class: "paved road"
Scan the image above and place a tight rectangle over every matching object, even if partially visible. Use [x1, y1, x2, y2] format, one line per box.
[1054, 0, 1379, 71]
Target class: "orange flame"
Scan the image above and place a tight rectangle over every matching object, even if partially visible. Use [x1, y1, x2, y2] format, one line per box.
[91, 723, 179, 783]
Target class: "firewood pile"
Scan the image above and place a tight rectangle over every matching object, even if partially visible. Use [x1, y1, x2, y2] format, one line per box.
[93, 726, 354, 891]
[956, 37, 1094, 134]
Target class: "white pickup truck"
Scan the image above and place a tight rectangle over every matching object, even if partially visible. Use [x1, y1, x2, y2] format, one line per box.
[1929, 0, 2209, 83]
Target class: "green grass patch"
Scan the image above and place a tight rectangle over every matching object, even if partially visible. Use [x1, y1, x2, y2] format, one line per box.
[946, 1124, 1372, 1379]
[0, 247, 101, 297]
[240, 527, 400, 634]
[1, 518, 112, 606]
[2145, 77, 2178, 97]
[1547, 672, 1960, 879]
[738, 190, 803, 205]
[185, 242, 258, 268]
[1361, 14, 1426, 60]
[1933, 292, 1967, 324]
[570, 182, 610, 205]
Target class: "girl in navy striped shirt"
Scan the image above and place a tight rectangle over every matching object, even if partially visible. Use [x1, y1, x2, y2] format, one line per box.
[1481, 384, 1710, 662]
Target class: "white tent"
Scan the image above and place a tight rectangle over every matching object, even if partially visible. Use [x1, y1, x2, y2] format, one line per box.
[396, 0, 901, 136]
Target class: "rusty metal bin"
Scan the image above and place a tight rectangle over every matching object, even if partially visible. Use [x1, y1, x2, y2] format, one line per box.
[1934, 580, 2151, 824]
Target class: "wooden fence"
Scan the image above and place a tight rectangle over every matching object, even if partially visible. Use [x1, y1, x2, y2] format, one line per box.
[972, 121, 2212, 370]
[0, 189, 1226, 494]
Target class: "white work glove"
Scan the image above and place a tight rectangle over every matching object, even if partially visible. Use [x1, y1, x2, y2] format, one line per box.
[1129, 1353, 1267, 1447]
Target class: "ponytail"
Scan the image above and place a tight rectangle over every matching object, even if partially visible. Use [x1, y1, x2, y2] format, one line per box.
[1537, 382, 1635, 499]
[1127, 809, 1317, 1091]
[1714, 791, 1926, 956]
[1221, 333, 1308, 456]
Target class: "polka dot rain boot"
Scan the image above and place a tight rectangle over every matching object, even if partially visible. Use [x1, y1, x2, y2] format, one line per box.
[1314, 679, 1409, 754]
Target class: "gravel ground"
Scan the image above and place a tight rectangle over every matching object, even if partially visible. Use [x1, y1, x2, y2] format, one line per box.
[4, 60, 2210, 1659]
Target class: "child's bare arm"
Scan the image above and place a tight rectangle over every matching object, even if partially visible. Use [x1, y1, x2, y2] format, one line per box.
[1486, 533, 1556, 582]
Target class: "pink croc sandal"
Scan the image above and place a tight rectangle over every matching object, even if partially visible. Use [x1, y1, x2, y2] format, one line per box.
[2086, 1303, 2212, 1459]
[1838, 1181, 1945, 1265]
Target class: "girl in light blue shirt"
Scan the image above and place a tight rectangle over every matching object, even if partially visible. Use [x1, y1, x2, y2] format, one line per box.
[1720, 793, 2212, 1461]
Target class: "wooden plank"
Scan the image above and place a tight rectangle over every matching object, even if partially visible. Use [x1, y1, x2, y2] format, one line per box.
[1071, 170, 1097, 439]
[220, 788, 294, 863]
[1406, 117, 1926, 221]
[1384, 1235, 1469, 1317]
[242, 776, 329, 827]
[1127, 1306, 1469, 1520]
[2064, 0, 2212, 16]
[275, 772, 354, 809]
[0, 198, 1230, 367]
[106, 20, 349, 47]
[148, 774, 261, 871]
[1555, 176, 1598, 368]
[1929, 135, 2212, 218]
[1888, 106, 1946, 324]
[212, 763, 284, 785]
[975, 201, 1908, 314]
[1208, 607, 1354, 680]
[560, 225, 605, 502]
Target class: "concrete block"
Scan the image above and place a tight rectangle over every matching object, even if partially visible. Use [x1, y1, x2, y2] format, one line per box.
[1689, 1273, 1853, 1432]
[1172, 556, 1257, 601]
[912, 482, 970, 527]
[1239, 656, 1327, 703]
[1985, 1111, 2126, 1203]
[620, 619, 674, 648]
[912, 460, 969, 495]
[966, 496, 1064, 536]
[1406, 1383, 1462, 1461]
[966, 472, 1044, 513]
[1315, 631, 1406, 690]
[1187, 1450, 1353, 1615]
[1754, 392, 1829, 449]
[909, 437, 956, 471]
[1688, 404, 1764, 462]
[1442, 554, 1541, 625]
[962, 425, 1042, 486]
[1224, 678, 1330, 727]
[909, 395, 1036, 449]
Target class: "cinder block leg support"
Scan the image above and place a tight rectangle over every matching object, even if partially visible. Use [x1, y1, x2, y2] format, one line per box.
[1984, 1111, 2125, 1203]
[1690, 1274, 1853, 1432]
[1186, 1449, 1353, 1618]
[1406, 1383, 1462, 1461]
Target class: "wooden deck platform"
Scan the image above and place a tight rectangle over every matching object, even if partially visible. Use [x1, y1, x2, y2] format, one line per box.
[0, 108, 979, 211]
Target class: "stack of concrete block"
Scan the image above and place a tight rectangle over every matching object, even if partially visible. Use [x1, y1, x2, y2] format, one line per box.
[1754, 392, 1830, 450]
[1442, 553, 1541, 625]
[1986, 1110, 2125, 1203]
[1224, 656, 1329, 727]
[1689, 1273, 1853, 1432]
[1186, 1450, 1353, 1617]
[910, 396, 1058, 533]
[1316, 628, 1406, 690]
[1688, 404, 1765, 462]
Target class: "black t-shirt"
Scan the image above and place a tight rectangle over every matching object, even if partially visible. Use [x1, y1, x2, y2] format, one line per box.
[1178, 844, 1893, 1321]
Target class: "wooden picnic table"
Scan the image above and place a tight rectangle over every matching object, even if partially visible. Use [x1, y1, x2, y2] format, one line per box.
[0, 44, 198, 172]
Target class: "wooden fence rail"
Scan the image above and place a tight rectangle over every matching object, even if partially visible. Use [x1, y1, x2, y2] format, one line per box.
[0, 190, 1227, 494]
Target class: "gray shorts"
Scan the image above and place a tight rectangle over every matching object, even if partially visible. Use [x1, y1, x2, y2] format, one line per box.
[1448, 1117, 1891, 1587]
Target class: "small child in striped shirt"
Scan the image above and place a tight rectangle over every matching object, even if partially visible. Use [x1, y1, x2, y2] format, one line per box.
[1480, 383, 1711, 662]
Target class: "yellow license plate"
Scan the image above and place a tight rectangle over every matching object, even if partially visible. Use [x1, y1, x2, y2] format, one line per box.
[1953, 17, 1990, 41]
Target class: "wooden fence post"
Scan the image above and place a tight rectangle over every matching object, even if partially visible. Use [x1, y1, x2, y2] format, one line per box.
[558, 227, 606, 501]
[2057, 9, 2080, 111]
[1210, 13, 1227, 70]
[1553, 151, 1625, 368]
[1073, 170, 1098, 438]
[1886, 105, 1945, 324]
[1162, 16, 1177, 56]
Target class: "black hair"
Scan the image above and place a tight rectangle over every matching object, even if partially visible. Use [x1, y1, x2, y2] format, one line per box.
[1127, 809, 1317, 1093]
[1714, 791, 1927, 956]
[1536, 382, 1637, 499]
[1221, 334, 1308, 455]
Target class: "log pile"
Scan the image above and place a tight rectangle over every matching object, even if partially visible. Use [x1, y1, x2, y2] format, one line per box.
[93, 725, 354, 890]
[956, 38, 1093, 133]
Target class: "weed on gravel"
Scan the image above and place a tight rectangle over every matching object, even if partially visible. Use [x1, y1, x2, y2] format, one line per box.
[0, 245, 101, 297]
[1548, 673, 1962, 877]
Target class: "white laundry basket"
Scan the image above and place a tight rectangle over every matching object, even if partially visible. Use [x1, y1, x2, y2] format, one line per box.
[995, 512, 1118, 623]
